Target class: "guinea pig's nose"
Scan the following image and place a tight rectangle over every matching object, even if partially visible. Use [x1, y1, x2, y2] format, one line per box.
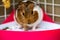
[28, 20, 31, 24]
[28, 22, 31, 24]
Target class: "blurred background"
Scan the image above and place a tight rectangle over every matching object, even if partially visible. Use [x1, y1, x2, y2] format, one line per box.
[0, 0, 60, 24]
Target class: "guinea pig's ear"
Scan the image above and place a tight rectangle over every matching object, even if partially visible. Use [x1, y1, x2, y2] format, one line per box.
[28, 3, 34, 11]
[33, 11, 38, 15]
[16, 1, 24, 9]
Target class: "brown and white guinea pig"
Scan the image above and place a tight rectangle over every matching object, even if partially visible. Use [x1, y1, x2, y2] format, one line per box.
[14, 1, 43, 31]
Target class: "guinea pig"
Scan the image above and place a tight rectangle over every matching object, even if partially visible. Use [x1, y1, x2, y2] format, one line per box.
[14, 1, 40, 31]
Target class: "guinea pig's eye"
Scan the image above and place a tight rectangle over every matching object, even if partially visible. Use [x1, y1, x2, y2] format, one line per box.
[31, 11, 33, 14]
[23, 13, 25, 15]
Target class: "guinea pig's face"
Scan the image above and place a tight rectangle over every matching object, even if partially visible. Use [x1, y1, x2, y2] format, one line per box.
[15, 1, 38, 28]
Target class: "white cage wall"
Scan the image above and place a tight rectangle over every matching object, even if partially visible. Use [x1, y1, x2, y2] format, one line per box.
[0, 0, 60, 24]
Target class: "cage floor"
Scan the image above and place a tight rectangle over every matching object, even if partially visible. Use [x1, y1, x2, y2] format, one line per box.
[0, 18, 4, 24]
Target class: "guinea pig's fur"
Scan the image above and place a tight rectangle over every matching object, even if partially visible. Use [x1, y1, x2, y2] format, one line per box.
[15, 1, 38, 31]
